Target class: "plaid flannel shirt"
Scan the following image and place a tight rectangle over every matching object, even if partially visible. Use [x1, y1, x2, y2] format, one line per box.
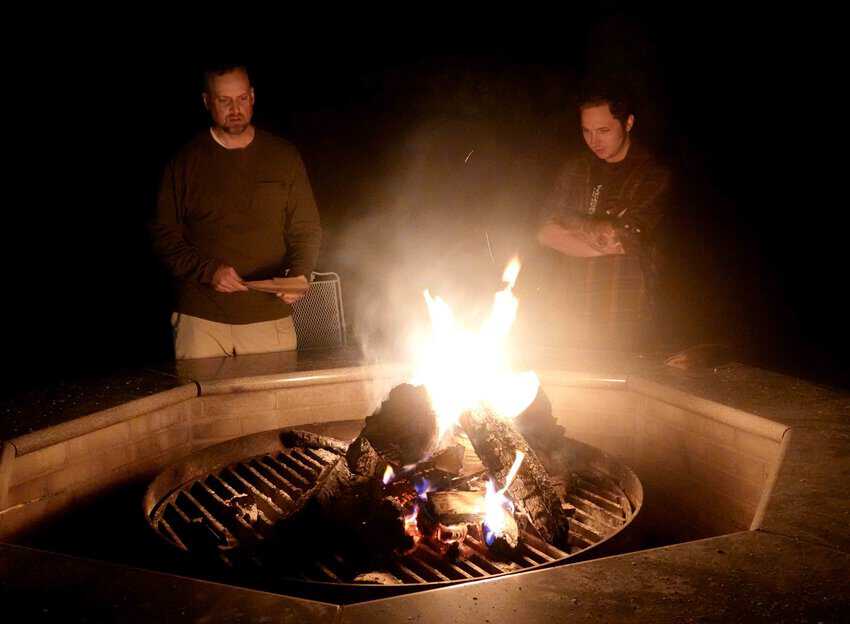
[540, 144, 671, 349]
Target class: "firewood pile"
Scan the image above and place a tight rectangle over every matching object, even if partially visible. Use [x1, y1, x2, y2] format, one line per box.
[270, 383, 574, 582]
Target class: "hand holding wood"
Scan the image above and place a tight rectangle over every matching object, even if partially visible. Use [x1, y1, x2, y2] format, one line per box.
[212, 265, 249, 293]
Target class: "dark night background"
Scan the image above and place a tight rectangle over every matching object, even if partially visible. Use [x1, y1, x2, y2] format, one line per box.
[4, 9, 844, 397]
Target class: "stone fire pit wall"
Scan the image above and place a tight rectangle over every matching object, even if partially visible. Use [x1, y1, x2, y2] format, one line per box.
[540, 372, 789, 544]
[0, 366, 789, 548]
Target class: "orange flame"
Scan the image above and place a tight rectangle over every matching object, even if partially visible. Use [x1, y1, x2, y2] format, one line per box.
[403, 504, 421, 548]
[382, 465, 395, 485]
[411, 257, 540, 440]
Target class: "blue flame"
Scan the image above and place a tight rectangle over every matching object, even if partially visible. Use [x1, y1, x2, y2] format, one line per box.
[415, 478, 431, 500]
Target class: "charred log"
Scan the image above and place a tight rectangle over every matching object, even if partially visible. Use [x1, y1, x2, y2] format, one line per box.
[345, 435, 383, 477]
[279, 429, 348, 455]
[356, 383, 439, 466]
[513, 388, 572, 479]
[420, 490, 520, 554]
[513, 388, 561, 451]
[273, 455, 415, 567]
[273, 387, 571, 567]
[459, 408, 570, 547]
[272, 387, 441, 565]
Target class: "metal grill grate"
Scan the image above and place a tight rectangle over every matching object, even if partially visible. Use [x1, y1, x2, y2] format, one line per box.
[148, 440, 635, 587]
[291, 272, 346, 350]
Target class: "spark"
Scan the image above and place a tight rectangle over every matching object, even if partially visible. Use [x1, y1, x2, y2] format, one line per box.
[485, 231, 495, 264]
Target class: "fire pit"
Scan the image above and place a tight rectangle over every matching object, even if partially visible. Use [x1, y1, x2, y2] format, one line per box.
[1, 351, 811, 620]
[144, 256, 643, 604]
[144, 425, 641, 598]
[2, 257, 814, 619]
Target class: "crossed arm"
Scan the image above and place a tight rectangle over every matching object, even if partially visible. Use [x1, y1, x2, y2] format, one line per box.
[537, 215, 625, 257]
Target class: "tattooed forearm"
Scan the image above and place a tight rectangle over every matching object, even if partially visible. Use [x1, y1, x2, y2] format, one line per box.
[576, 218, 625, 255]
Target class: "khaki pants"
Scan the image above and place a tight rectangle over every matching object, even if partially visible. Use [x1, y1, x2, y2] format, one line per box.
[172, 313, 297, 360]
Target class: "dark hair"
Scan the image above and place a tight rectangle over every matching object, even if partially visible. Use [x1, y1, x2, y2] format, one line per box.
[576, 84, 634, 125]
[202, 64, 251, 94]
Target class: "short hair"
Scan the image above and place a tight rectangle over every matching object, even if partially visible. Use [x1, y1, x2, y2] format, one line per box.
[576, 84, 635, 126]
[202, 64, 251, 94]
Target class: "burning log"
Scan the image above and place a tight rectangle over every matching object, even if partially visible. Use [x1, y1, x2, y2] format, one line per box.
[291, 385, 445, 560]
[272, 387, 456, 568]
[422, 489, 519, 554]
[273, 386, 570, 569]
[291, 384, 456, 562]
[426, 490, 486, 526]
[459, 407, 570, 547]
[280, 387, 568, 562]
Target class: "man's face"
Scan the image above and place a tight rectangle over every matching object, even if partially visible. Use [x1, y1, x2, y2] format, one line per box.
[203, 69, 255, 135]
[581, 104, 634, 163]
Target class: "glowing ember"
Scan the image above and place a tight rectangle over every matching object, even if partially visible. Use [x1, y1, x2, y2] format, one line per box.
[483, 451, 525, 545]
[410, 257, 540, 440]
[403, 504, 421, 548]
[382, 465, 395, 485]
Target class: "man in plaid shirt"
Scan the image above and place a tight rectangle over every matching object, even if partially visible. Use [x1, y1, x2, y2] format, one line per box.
[537, 88, 671, 350]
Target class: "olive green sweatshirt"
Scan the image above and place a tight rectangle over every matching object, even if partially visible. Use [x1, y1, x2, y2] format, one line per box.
[152, 129, 322, 324]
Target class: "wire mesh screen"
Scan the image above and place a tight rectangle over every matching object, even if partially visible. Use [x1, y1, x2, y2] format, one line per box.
[291, 272, 346, 350]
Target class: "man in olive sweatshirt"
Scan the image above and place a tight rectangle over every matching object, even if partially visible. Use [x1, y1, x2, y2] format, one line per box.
[152, 64, 322, 359]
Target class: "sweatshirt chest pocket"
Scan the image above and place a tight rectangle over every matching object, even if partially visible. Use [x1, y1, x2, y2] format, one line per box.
[250, 181, 287, 233]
